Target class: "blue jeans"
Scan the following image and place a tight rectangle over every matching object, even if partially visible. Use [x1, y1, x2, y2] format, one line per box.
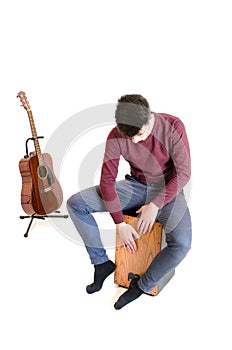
[67, 175, 192, 293]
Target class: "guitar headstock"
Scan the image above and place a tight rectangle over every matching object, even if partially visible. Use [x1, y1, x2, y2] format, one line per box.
[17, 91, 31, 111]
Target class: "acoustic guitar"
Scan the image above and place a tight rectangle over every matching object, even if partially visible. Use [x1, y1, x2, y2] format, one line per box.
[18, 91, 63, 215]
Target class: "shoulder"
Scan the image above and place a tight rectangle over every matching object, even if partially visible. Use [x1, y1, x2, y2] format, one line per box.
[107, 126, 125, 140]
[155, 112, 181, 125]
[154, 113, 186, 133]
[103, 126, 123, 157]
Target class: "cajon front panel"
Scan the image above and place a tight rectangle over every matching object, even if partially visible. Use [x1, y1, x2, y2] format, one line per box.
[114, 215, 162, 296]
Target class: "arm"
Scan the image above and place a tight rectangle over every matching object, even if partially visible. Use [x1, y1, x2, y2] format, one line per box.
[135, 119, 190, 234]
[100, 129, 124, 224]
[100, 129, 140, 252]
[152, 119, 191, 209]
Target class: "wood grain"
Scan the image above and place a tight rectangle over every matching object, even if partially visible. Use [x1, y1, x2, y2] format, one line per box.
[19, 157, 34, 215]
[114, 215, 162, 295]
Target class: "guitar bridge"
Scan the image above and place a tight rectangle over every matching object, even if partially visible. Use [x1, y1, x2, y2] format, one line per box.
[40, 187, 52, 194]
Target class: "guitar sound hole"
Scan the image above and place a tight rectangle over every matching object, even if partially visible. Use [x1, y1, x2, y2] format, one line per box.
[38, 165, 48, 179]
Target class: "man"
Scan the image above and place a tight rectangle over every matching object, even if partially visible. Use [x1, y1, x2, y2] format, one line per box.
[67, 94, 192, 310]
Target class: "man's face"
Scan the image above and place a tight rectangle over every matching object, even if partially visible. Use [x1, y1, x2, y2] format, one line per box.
[130, 127, 149, 143]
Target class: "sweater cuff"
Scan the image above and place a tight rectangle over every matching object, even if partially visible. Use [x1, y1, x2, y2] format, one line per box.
[110, 211, 124, 225]
[152, 196, 164, 210]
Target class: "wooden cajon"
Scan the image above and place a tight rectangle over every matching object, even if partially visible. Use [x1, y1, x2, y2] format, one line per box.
[114, 214, 175, 295]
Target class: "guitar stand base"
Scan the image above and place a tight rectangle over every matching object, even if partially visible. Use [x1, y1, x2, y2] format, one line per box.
[19, 211, 69, 237]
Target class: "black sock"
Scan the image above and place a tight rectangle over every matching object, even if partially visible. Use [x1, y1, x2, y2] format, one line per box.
[114, 275, 143, 310]
[86, 260, 115, 294]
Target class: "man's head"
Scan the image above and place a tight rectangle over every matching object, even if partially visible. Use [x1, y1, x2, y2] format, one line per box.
[115, 94, 151, 139]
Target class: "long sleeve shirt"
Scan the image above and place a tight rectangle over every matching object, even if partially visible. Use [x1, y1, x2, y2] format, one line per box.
[100, 112, 191, 224]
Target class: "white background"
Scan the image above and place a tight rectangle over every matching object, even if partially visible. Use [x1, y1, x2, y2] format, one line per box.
[1, 1, 231, 349]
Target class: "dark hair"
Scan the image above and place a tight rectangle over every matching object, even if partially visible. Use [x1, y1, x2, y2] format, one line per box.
[115, 94, 150, 137]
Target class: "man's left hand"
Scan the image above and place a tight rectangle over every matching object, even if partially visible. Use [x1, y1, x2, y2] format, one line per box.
[136, 202, 159, 234]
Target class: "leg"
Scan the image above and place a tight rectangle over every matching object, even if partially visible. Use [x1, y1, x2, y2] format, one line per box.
[67, 176, 148, 265]
[67, 177, 149, 293]
[114, 191, 192, 309]
[67, 186, 116, 293]
[24, 216, 35, 237]
[138, 191, 192, 292]
[67, 185, 109, 265]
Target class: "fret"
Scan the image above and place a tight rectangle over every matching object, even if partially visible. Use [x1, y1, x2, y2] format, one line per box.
[27, 110, 43, 163]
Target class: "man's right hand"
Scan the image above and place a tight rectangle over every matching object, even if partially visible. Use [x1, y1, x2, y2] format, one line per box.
[116, 222, 140, 253]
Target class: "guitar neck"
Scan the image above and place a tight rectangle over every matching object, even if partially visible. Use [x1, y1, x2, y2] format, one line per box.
[27, 110, 43, 162]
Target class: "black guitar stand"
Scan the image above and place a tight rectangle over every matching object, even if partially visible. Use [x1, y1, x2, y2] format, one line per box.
[20, 212, 69, 238]
[24, 136, 44, 159]
[19, 137, 69, 238]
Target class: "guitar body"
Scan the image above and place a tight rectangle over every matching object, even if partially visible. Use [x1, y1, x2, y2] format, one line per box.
[30, 153, 63, 215]
[19, 153, 63, 215]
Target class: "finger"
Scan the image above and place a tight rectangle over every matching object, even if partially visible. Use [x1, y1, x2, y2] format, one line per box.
[143, 223, 151, 234]
[137, 217, 143, 232]
[129, 240, 137, 252]
[136, 207, 142, 213]
[126, 245, 133, 253]
[126, 241, 136, 253]
[128, 224, 140, 239]
[124, 242, 131, 252]
[132, 228, 140, 239]
[142, 223, 149, 234]
[137, 220, 143, 234]
[138, 221, 147, 234]
[142, 222, 152, 234]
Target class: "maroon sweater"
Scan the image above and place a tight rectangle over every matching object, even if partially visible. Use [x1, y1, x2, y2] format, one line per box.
[100, 112, 191, 224]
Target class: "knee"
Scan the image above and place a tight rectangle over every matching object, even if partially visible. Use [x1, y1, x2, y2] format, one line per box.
[178, 240, 191, 258]
[166, 228, 192, 259]
[67, 192, 93, 216]
[66, 193, 82, 212]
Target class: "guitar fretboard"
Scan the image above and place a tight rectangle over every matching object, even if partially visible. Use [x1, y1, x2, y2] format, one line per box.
[28, 110, 43, 162]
